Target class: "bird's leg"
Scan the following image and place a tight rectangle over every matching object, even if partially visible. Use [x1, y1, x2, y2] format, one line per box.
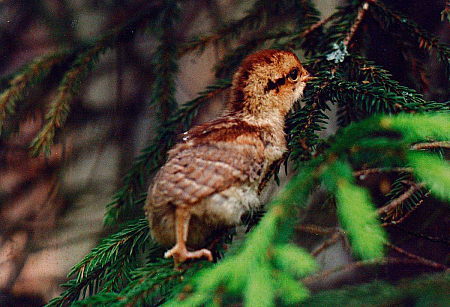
[164, 208, 213, 264]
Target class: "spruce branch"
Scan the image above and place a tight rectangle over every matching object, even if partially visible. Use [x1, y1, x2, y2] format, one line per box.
[306, 56, 447, 128]
[285, 12, 338, 55]
[29, 45, 105, 157]
[46, 218, 150, 307]
[69, 258, 204, 307]
[0, 50, 71, 135]
[377, 181, 426, 216]
[354, 168, 428, 224]
[307, 227, 350, 257]
[380, 192, 429, 227]
[287, 100, 327, 163]
[28, 6, 165, 156]
[286, 67, 333, 163]
[300, 11, 338, 38]
[150, 0, 180, 123]
[347, 56, 447, 111]
[323, 160, 386, 259]
[321, 2, 361, 53]
[408, 152, 450, 201]
[368, 0, 450, 76]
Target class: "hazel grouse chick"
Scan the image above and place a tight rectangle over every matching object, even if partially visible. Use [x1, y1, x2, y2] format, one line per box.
[145, 49, 312, 264]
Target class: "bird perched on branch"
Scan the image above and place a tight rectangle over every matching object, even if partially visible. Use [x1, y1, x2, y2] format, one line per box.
[145, 49, 312, 264]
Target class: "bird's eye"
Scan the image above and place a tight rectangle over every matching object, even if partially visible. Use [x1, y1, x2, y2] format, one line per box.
[288, 68, 299, 82]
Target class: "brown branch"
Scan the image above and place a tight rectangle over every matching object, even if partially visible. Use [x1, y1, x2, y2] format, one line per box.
[390, 224, 450, 245]
[411, 141, 450, 150]
[296, 224, 341, 236]
[385, 241, 448, 270]
[377, 181, 426, 216]
[295, 225, 351, 257]
[297, 223, 447, 287]
[353, 167, 414, 178]
[302, 257, 447, 286]
[181, 8, 338, 57]
[311, 231, 350, 257]
[342, 2, 370, 48]
[297, 13, 338, 39]
[381, 191, 430, 227]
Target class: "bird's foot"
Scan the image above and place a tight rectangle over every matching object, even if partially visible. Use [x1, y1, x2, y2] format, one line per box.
[164, 244, 213, 264]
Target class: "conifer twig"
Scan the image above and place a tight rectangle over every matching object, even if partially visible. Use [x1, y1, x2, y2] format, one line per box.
[0, 50, 71, 134]
[381, 191, 430, 227]
[29, 7, 164, 156]
[30, 44, 105, 156]
[377, 181, 426, 216]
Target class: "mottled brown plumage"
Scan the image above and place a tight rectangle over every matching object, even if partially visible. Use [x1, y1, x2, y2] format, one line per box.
[145, 49, 312, 264]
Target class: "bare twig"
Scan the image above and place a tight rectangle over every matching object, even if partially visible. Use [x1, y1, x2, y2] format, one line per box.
[295, 225, 351, 257]
[353, 167, 413, 178]
[302, 257, 447, 286]
[391, 224, 450, 245]
[411, 141, 450, 150]
[296, 224, 342, 236]
[311, 231, 349, 257]
[385, 241, 448, 270]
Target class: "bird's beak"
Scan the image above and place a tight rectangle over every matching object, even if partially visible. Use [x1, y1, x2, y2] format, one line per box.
[302, 73, 315, 82]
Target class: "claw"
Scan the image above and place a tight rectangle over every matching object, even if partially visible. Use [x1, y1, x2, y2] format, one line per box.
[165, 243, 213, 264]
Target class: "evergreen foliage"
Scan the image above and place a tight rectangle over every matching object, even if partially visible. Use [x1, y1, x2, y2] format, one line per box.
[2, 0, 450, 306]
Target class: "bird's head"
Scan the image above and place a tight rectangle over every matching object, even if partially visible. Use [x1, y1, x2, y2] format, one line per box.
[229, 49, 312, 121]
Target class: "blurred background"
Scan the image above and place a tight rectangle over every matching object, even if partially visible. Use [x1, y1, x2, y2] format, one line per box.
[0, 0, 448, 306]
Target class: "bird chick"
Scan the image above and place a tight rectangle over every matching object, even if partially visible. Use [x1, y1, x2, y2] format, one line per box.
[145, 49, 312, 264]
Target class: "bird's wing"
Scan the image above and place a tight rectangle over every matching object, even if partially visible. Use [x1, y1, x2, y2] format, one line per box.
[147, 141, 264, 209]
